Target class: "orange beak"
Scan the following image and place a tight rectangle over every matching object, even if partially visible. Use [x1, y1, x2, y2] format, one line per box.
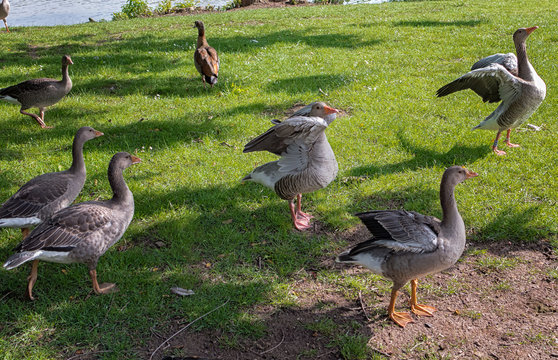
[94, 130, 104, 137]
[525, 26, 538, 35]
[131, 155, 142, 164]
[465, 169, 478, 179]
[324, 105, 340, 115]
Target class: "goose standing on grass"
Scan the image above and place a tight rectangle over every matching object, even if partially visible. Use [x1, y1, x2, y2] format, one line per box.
[0, 0, 9, 32]
[243, 102, 339, 231]
[193, 20, 219, 87]
[3, 152, 140, 300]
[336, 166, 478, 327]
[0, 55, 74, 128]
[436, 27, 546, 155]
[0, 127, 103, 241]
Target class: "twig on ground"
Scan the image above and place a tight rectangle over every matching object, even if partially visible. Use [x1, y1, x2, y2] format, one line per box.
[0, 291, 13, 302]
[259, 329, 285, 355]
[370, 347, 391, 358]
[149, 299, 230, 360]
[358, 290, 371, 321]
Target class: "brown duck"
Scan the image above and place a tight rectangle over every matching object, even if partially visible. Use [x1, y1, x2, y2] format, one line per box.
[194, 20, 219, 87]
[0, 55, 73, 128]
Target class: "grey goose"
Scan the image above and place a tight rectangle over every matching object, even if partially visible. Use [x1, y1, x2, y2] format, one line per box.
[194, 20, 219, 87]
[0, 55, 74, 128]
[0, 0, 9, 32]
[243, 102, 339, 230]
[337, 166, 478, 327]
[0, 126, 103, 240]
[3, 152, 140, 300]
[437, 27, 546, 155]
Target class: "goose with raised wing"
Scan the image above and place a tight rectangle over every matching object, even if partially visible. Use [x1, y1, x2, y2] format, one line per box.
[0, 127, 103, 240]
[3, 152, 140, 300]
[437, 27, 546, 155]
[243, 102, 339, 230]
[0, 55, 74, 128]
[337, 166, 478, 327]
[194, 20, 219, 87]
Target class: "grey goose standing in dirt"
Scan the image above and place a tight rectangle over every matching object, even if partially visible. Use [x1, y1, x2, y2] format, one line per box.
[437, 27, 546, 155]
[194, 20, 219, 87]
[336, 166, 478, 327]
[0, 55, 74, 128]
[0, 127, 103, 241]
[3, 152, 140, 300]
[243, 102, 339, 230]
[0, 0, 9, 32]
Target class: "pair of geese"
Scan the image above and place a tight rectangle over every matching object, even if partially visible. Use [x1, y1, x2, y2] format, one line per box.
[0, 21, 218, 128]
[1, 127, 141, 300]
[0, 27, 545, 328]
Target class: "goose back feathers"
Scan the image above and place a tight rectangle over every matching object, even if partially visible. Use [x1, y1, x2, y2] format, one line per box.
[194, 20, 219, 87]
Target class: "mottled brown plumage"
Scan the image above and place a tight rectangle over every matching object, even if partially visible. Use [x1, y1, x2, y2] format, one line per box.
[193, 21, 219, 87]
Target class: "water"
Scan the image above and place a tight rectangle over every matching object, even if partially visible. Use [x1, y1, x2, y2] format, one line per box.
[6, 0, 387, 27]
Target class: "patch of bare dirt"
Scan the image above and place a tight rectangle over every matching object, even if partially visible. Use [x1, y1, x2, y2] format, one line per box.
[144, 229, 558, 360]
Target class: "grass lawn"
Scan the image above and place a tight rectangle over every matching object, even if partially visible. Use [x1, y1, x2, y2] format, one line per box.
[0, 0, 557, 358]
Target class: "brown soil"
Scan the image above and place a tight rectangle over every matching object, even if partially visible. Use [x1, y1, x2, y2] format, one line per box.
[145, 226, 558, 360]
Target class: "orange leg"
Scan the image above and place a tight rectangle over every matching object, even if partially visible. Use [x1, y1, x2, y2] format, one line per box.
[388, 288, 414, 328]
[21, 227, 30, 240]
[26, 260, 39, 301]
[410, 279, 436, 316]
[89, 269, 118, 295]
[3, 19, 8, 32]
[504, 129, 520, 148]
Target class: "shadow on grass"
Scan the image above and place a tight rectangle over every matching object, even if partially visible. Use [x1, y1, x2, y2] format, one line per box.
[475, 205, 546, 243]
[393, 20, 486, 27]
[348, 131, 489, 178]
[266, 74, 352, 94]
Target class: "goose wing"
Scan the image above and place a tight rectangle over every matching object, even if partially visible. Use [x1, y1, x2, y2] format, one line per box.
[437, 63, 522, 104]
[0, 172, 72, 219]
[194, 46, 219, 77]
[243, 116, 328, 156]
[471, 53, 518, 76]
[14, 202, 113, 252]
[355, 210, 441, 254]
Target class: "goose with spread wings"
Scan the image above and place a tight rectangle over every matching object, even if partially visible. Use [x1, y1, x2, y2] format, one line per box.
[437, 27, 546, 155]
[243, 102, 339, 230]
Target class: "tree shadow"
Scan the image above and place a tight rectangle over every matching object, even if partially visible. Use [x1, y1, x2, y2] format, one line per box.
[393, 19, 486, 27]
[266, 74, 352, 94]
[475, 205, 547, 244]
[348, 130, 489, 178]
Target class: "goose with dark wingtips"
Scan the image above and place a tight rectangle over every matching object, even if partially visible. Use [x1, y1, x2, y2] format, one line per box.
[436, 27, 546, 155]
[0, 0, 9, 32]
[243, 102, 339, 231]
[336, 166, 478, 327]
[0, 55, 74, 128]
[194, 20, 219, 87]
[3, 152, 140, 300]
[0, 126, 103, 240]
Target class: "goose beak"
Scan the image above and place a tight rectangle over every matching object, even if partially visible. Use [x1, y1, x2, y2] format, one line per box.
[465, 169, 478, 179]
[324, 105, 339, 115]
[525, 26, 538, 35]
[94, 130, 104, 137]
[131, 155, 142, 164]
